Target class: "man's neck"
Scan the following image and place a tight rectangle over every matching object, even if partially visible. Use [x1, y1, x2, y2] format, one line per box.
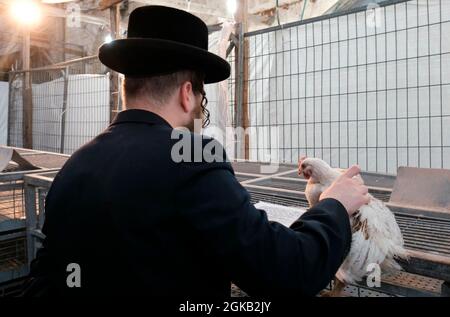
[125, 104, 177, 128]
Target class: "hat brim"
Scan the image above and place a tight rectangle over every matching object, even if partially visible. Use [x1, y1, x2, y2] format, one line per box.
[99, 38, 231, 84]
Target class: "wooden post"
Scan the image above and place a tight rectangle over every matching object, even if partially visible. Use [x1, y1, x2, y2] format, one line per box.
[243, 33, 249, 160]
[60, 13, 66, 63]
[234, 0, 249, 160]
[22, 29, 33, 149]
[109, 4, 121, 122]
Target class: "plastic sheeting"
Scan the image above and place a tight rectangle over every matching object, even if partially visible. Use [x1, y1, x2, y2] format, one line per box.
[204, 22, 236, 158]
[246, 0, 450, 174]
[0, 82, 8, 146]
[8, 74, 109, 154]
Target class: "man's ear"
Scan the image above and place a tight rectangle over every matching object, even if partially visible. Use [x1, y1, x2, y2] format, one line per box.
[179, 81, 193, 113]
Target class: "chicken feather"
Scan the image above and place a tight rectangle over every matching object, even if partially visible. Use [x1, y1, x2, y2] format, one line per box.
[299, 157, 408, 288]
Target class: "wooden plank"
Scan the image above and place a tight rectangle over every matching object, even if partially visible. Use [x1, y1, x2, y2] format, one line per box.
[239, 0, 250, 161]
[99, 0, 123, 10]
[234, 0, 249, 160]
[399, 250, 450, 282]
[30, 39, 85, 58]
[131, 0, 230, 20]
[406, 249, 450, 267]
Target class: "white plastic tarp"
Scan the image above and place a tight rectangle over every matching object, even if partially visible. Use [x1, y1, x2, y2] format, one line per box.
[246, 0, 450, 174]
[0, 82, 8, 146]
[8, 74, 109, 154]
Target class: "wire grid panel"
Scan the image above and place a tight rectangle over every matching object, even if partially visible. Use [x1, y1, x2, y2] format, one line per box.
[245, 0, 450, 174]
[0, 181, 24, 222]
[228, 49, 237, 129]
[8, 57, 110, 154]
[226, 49, 238, 160]
[0, 236, 27, 274]
[203, 30, 237, 159]
[0, 153, 66, 224]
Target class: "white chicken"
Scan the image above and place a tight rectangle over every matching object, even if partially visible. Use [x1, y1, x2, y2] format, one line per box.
[298, 157, 408, 296]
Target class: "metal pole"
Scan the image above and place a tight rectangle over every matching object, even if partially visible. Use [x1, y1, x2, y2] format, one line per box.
[235, 23, 245, 159]
[24, 183, 37, 266]
[60, 67, 69, 154]
[7, 72, 14, 146]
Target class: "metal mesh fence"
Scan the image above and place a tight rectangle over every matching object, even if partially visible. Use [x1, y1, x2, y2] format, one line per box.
[0, 181, 24, 222]
[0, 237, 26, 274]
[244, 0, 450, 174]
[7, 56, 111, 154]
[228, 49, 236, 129]
[0, 149, 67, 285]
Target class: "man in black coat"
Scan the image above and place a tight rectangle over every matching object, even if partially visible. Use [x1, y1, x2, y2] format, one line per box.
[23, 6, 369, 297]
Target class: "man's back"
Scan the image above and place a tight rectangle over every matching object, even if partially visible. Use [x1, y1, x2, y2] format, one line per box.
[27, 110, 233, 296]
[24, 109, 352, 297]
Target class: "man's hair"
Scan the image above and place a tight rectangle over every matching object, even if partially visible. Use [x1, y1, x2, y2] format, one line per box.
[122, 70, 205, 107]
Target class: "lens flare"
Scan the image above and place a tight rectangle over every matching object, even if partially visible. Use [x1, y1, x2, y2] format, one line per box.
[9, 0, 42, 27]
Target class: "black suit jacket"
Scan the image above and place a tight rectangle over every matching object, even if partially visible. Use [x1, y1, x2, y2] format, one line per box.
[23, 109, 351, 297]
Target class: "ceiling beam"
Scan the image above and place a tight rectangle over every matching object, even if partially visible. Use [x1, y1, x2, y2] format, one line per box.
[248, 0, 302, 15]
[130, 0, 232, 20]
[0, 0, 109, 26]
[99, 0, 124, 10]
[44, 5, 109, 26]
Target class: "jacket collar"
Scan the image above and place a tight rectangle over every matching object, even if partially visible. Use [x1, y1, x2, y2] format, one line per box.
[110, 109, 172, 128]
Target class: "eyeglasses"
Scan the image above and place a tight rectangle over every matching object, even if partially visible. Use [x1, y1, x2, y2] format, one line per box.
[200, 91, 210, 128]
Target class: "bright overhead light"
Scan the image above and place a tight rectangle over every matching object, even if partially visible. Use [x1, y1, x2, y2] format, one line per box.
[227, 0, 237, 15]
[9, 0, 42, 27]
[104, 35, 113, 44]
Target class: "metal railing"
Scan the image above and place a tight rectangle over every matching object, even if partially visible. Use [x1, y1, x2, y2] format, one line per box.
[0, 146, 67, 284]
[0, 167, 61, 284]
[23, 171, 56, 265]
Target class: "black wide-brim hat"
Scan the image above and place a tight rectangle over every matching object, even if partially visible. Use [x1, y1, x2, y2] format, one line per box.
[99, 6, 230, 84]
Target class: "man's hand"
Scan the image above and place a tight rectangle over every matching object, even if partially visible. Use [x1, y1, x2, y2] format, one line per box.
[319, 165, 370, 216]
